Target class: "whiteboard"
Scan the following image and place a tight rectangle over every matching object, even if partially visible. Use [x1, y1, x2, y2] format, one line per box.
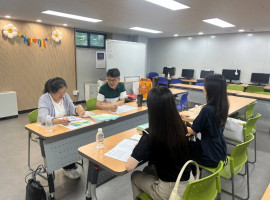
[106, 40, 146, 79]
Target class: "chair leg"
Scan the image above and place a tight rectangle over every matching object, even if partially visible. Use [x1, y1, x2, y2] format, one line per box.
[28, 133, 31, 171]
[248, 133, 256, 164]
[231, 174, 235, 200]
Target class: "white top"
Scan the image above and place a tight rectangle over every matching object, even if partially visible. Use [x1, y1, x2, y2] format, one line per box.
[49, 94, 66, 117]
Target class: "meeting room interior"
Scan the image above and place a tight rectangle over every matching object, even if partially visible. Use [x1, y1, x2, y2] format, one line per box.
[1, 0, 270, 200]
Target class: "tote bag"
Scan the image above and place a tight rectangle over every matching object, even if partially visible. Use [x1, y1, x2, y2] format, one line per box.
[169, 160, 200, 200]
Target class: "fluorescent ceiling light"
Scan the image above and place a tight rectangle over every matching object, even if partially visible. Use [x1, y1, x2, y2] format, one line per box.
[5, 15, 11, 18]
[36, 19, 42, 23]
[42, 10, 102, 23]
[188, 37, 192, 40]
[63, 24, 68, 26]
[203, 18, 235, 28]
[129, 27, 162, 34]
[238, 29, 245, 32]
[247, 33, 253, 37]
[198, 32, 204, 35]
[145, 0, 189, 10]
[211, 35, 216, 38]
[174, 34, 179, 37]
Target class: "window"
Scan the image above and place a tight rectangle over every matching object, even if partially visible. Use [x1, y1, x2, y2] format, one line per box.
[75, 30, 106, 49]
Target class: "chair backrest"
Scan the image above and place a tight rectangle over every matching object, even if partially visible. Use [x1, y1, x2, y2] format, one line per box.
[170, 78, 182, 84]
[196, 79, 204, 84]
[230, 134, 254, 174]
[254, 91, 270, 95]
[246, 85, 264, 93]
[244, 113, 261, 137]
[244, 101, 257, 120]
[148, 72, 159, 80]
[157, 77, 168, 85]
[86, 98, 97, 111]
[227, 84, 244, 91]
[195, 82, 204, 86]
[180, 92, 189, 106]
[182, 161, 224, 200]
[28, 109, 38, 124]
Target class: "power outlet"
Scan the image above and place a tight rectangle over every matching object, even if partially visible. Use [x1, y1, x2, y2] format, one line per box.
[73, 90, 79, 96]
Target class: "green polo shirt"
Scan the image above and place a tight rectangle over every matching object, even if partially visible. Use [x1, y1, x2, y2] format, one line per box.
[97, 82, 127, 103]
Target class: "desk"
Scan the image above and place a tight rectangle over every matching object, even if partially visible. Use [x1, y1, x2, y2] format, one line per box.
[25, 102, 148, 200]
[169, 88, 187, 96]
[180, 95, 256, 122]
[262, 184, 270, 200]
[79, 128, 138, 200]
[180, 79, 197, 85]
[171, 83, 203, 90]
[236, 92, 270, 101]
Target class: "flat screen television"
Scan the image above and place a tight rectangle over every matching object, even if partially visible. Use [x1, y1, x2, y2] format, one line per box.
[163, 67, 176, 77]
[89, 33, 106, 49]
[182, 69, 194, 79]
[222, 69, 241, 83]
[200, 70, 214, 78]
[250, 73, 269, 85]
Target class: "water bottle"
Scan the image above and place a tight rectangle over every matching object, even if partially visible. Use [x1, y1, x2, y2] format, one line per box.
[168, 72, 170, 78]
[45, 115, 53, 133]
[96, 128, 104, 149]
[194, 105, 199, 115]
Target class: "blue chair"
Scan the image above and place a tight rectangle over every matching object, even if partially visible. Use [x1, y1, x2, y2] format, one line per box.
[196, 82, 204, 86]
[158, 77, 169, 87]
[170, 78, 182, 84]
[177, 92, 189, 111]
[148, 72, 159, 80]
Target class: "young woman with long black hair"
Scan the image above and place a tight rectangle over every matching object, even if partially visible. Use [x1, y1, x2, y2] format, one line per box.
[186, 74, 229, 167]
[126, 87, 192, 200]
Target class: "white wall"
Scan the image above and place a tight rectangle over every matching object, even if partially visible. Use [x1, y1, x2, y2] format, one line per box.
[147, 32, 270, 84]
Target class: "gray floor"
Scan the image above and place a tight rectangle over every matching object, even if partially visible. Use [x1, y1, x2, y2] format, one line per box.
[0, 112, 270, 200]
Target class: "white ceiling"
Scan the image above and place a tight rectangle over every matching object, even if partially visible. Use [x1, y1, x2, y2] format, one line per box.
[1, 0, 270, 38]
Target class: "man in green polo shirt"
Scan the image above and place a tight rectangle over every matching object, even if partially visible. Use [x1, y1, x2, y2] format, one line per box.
[96, 68, 127, 111]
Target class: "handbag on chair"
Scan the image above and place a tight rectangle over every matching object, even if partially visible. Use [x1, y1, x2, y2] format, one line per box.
[169, 160, 200, 200]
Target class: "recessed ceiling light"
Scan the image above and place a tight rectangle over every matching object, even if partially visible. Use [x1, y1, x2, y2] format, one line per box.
[247, 33, 253, 37]
[210, 35, 216, 38]
[36, 19, 42, 23]
[5, 15, 11, 18]
[203, 18, 235, 28]
[129, 27, 162, 34]
[188, 37, 192, 40]
[144, 0, 190, 11]
[42, 10, 102, 23]
[198, 32, 204, 35]
[63, 24, 68, 26]
[174, 34, 179, 37]
[238, 29, 245, 32]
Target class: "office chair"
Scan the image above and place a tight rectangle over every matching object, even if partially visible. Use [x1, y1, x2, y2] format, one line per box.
[246, 85, 264, 93]
[148, 72, 159, 80]
[227, 84, 244, 91]
[177, 92, 189, 111]
[195, 82, 204, 86]
[170, 78, 182, 85]
[157, 77, 169, 87]
[86, 97, 97, 111]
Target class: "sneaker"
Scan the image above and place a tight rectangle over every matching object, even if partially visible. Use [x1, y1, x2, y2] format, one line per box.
[63, 168, 81, 179]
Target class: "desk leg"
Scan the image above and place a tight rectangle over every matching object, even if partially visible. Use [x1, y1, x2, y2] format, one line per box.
[48, 173, 55, 200]
[86, 161, 99, 200]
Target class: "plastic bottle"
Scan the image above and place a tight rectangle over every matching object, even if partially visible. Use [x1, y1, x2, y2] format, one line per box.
[168, 72, 170, 78]
[45, 115, 53, 133]
[96, 128, 104, 149]
[194, 105, 199, 115]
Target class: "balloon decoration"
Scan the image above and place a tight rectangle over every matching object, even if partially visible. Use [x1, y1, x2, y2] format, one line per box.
[2, 25, 62, 49]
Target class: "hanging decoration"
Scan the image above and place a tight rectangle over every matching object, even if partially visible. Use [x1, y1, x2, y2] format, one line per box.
[2, 25, 62, 49]
[51, 29, 62, 42]
[3, 24, 18, 38]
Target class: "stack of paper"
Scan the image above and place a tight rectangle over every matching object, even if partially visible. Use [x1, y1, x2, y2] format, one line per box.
[104, 139, 138, 162]
[136, 123, 148, 131]
[110, 105, 137, 114]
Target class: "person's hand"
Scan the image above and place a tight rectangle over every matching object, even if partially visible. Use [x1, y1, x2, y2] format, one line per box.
[53, 118, 69, 126]
[76, 105, 85, 117]
[110, 104, 118, 112]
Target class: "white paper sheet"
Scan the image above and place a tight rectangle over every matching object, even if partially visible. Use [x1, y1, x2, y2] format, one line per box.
[109, 105, 137, 114]
[104, 139, 138, 162]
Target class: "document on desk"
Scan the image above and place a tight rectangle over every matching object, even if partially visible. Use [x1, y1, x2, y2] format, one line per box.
[60, 117, 93, 130]
[109, 105, 137, 114]
[104, 139, 138, 162]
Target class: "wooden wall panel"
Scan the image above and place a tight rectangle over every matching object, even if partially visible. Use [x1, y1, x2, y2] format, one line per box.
[0, 19, 77, 111]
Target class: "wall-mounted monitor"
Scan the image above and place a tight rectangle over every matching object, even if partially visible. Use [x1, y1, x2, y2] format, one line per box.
[163, 67, 176, 77]
[89, 33, 106, 49]
[250, 73, 269, 85]
[75, 30, 106, 49]
[222, 69, 241, 83]
[182, 69, 194, 79]
[200, 70, 214, 78]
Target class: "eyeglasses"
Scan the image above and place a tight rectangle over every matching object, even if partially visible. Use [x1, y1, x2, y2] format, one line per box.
[107, 79, 119, 83]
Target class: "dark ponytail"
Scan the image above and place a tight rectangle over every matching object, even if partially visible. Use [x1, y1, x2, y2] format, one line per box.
[43, 77, 67, 94]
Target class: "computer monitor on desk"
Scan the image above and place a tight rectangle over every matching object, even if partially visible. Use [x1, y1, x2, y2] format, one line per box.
[182, 69, 194, 79]
[163, 67, 175, 77]
[250, 73, 269, 85]
[222, 69, 241, 83]
[200, 70, 214, 79]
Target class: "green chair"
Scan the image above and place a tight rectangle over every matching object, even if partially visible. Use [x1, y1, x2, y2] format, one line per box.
[254, 91, 270, 95]
[201, 134, 254, 200]
[136, 161, 224, 200]
[246, 85, 264, 93]
[237, 101, 257, 121]
[227, 84, 244, 91]
[86, 97, 97, 111]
